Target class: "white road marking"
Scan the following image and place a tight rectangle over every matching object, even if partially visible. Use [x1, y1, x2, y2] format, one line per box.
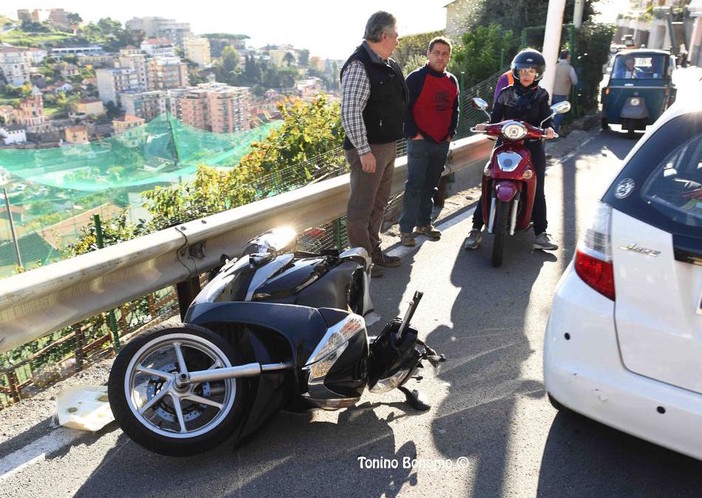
[0, 428, 82, 482]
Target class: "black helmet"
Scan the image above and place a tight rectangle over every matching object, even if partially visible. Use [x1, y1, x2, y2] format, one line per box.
[511, 48, 546, 83]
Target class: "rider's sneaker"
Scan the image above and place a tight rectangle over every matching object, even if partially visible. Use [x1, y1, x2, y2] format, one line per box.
[416, 225, 441, 240]
[534, 232, 558, 251]
[370, 264, 383, 278]
[463, 229, 482, 250]
[400, 232, 416, 247]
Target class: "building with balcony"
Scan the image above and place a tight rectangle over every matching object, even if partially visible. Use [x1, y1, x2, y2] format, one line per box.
[147, 57, 189, 91]
[172, 83, 250, 133]
[120, 90, 170, 121]
[0, 47, 45, 86]
[96, 68, 141, 105]
[140, 39, 177, 58]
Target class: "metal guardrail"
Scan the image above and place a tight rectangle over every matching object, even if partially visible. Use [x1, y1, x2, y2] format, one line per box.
[0, 136, 492, 355]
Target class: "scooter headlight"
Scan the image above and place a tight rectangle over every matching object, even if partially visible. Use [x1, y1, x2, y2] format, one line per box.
[501, 121, 527, 140]
[305, 314, 367, 378]
[629, 97, 641, 106]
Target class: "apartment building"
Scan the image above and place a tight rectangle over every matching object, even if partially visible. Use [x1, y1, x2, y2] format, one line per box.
[140, 39, 176, 58]
[147, 57, 189, 91]
[173, 83, 250, 133]
[127, 17, 192, 50]
[185, 37, 212, 67]
[0, 47, 46, 86]
[120, 90, 170, 121]
[118, 50, 148, 91]
[96, 67, 140, 105]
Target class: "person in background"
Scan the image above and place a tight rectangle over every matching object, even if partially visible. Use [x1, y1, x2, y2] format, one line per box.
[398, 36, 459, 247]
[493, 69, 514, 105]
[464, 48, 558, 252]
[340, 11, 408, 278]
[615, 55, 637, 78]
[551, 49, 578, 133]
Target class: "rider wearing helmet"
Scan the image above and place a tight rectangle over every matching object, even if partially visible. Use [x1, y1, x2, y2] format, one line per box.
[464, 48, 558, 251]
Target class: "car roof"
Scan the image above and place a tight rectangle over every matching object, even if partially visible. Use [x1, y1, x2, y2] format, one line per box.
[617, 98, 702, 169]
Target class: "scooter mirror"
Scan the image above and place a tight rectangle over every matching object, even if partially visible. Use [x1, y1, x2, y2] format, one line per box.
[551, 100, 571, 114]
[471, 97, 488, 110]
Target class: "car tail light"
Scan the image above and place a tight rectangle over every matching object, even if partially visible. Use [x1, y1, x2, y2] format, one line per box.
[574, 202, 615, 301]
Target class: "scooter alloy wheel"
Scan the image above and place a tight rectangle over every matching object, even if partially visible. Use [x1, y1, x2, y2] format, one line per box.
[108, 323, 247, 457]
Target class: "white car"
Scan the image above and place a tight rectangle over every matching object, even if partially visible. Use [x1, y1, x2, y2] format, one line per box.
[544, 99, 702, 460]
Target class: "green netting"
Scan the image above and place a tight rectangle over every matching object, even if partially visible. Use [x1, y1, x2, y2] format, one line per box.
[0, 116, 281, 276]
[0, 115, 281, 194]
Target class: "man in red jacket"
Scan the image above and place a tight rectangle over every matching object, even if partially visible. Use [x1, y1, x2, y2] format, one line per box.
[398, 36, 459, 247]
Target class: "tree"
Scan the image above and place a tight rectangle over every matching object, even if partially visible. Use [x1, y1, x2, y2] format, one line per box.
[282, 52, 296, 68]
[215, 45, 239, 85]
[142, 95, 344, 228]
[449, 24, 517, 88]
[298, 49, 310, 67]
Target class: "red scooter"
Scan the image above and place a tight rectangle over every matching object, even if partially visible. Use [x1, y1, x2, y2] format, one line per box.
[470, 97, 570, 266]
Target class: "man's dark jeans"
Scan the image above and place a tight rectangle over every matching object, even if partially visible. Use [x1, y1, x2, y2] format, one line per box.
[399, 139, 450, 234]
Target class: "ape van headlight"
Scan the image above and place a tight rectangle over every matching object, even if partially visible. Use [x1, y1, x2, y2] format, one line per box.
[305, 314, 366, 378]
[629, 97, 641, 106]
[501, 121, 527, 140]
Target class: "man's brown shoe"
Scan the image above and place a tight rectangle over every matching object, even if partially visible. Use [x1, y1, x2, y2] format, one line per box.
[372, 251, 401, 267]
[416, 225, 441, 240]
[400, 232, 416, 247]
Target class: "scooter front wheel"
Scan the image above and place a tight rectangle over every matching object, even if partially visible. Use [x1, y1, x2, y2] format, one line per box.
[108, 323, 247, 456]
[491, 200, 509, 267]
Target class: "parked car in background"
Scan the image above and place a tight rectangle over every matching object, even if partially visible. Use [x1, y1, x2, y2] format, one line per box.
[544, 99, 702, 460]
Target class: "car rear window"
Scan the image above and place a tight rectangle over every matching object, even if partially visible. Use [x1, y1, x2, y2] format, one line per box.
[603, 112, 702, 235]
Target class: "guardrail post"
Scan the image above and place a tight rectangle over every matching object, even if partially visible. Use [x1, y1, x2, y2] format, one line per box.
[74, 324, 84, 372]
[7, 370, 20, 403]
[177, 278, 201, 320]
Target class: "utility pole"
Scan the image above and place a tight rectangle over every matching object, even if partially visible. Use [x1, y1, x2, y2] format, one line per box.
[540, 0, 567, 99]
[573, 0, 585, 28]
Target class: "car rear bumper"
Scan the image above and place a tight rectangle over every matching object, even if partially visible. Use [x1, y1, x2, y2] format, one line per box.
[544, 265, 702, 461]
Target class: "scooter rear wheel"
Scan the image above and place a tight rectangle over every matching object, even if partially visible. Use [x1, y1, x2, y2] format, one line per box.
[108, 323, 247, 456]
[491, 200, 509, 267]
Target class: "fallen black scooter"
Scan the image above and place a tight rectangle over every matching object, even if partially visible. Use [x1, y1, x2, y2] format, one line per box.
[108, 228, 444, 456]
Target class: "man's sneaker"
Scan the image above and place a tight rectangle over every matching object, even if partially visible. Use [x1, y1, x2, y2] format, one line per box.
[400, 232, 416, 247]
[416, 225, 441, 240]
[534, 232, 559, 251]
[372, 251, 401, 267]
[370, 265, 383, 278]
[463, 229, 482, 250]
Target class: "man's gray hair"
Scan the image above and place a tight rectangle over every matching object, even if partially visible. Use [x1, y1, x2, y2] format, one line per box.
[364, 11, 396, 43]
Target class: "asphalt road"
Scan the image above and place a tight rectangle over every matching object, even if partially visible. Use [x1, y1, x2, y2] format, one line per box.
[2, 126, 702, 497]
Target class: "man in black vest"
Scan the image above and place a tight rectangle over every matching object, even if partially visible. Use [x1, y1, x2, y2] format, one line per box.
[340, 11, 408, 278]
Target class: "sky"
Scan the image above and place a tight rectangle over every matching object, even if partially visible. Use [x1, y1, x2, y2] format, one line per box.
[0, 0, 449, 59]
